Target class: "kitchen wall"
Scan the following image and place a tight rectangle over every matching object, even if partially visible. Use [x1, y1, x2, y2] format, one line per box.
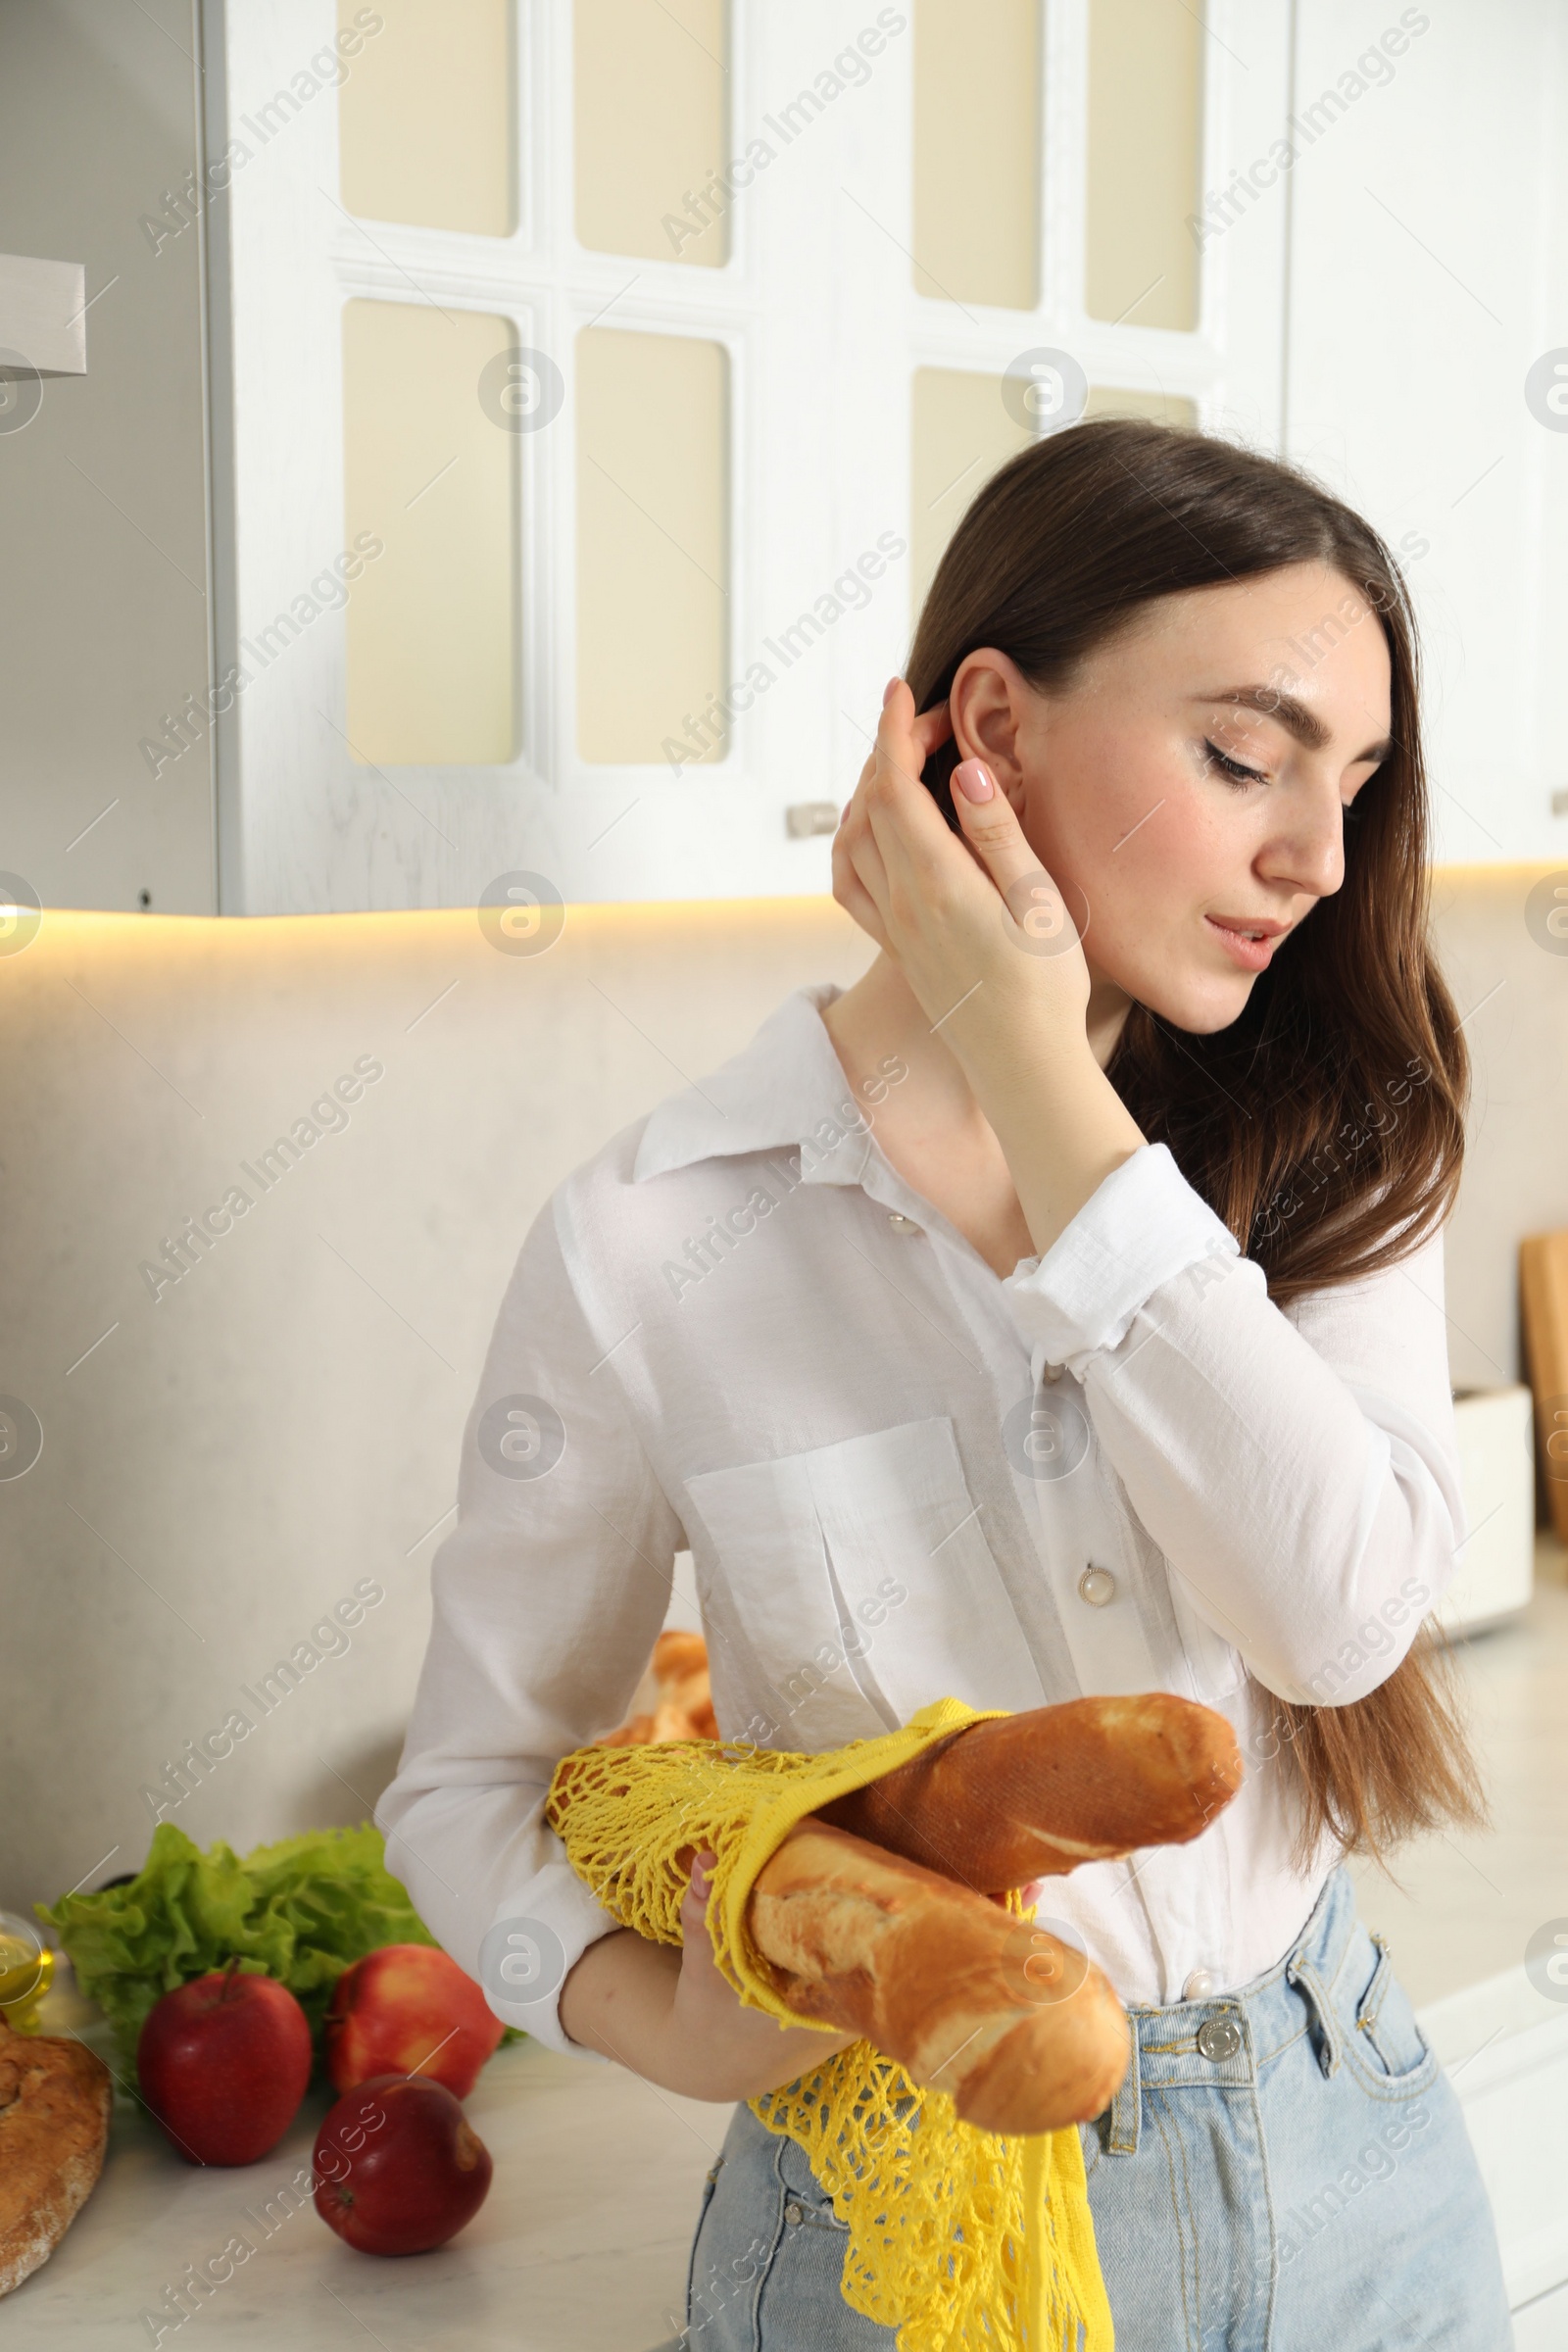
[1432, 866, 1568, 1405]
[3, 866, 1567, 1921]
[0, 898, 872, 1915]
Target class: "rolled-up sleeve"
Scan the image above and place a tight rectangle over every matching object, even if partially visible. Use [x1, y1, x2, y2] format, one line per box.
[376, 1192, 682, 2057]
[1001, 1144, 1463, 1706]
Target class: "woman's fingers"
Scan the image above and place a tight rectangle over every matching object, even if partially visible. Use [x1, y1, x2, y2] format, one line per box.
[831, 800, 893, 950]
[834, 676, 1093, 1056]
[865, 732, 1083, 962]
[684, 1849, 717, 1911]
[833, 681, 951, 945]
[833, 735, 896, 941]
[849, 683, 952, 829]
[946, 759, 1079, 945]
[884, 673, 952, 742]
[873, 679, 953, 796]
[839, 675, 1077, 969]
[945, 757, 1067, 903]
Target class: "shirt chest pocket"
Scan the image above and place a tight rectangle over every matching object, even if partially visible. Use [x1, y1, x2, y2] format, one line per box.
[684, 1415, 1049, 1748]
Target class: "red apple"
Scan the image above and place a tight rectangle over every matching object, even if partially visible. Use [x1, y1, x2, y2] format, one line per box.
[313, 2074, 491, 2255]
[137, 1963, 312, 2165]
[324, 1943, 503, 2099]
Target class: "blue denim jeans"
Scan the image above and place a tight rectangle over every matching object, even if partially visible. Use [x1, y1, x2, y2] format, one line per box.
[666, 1867, 1513, 2351]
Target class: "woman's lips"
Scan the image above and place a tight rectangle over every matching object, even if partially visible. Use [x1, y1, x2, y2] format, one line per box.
[1204, 914, 1279, 973]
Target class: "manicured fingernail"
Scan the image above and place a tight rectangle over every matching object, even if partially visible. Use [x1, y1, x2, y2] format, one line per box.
[955, 760, 994, 803]
[883, 676, 902, 708]
[690, 1858, 710, 1896]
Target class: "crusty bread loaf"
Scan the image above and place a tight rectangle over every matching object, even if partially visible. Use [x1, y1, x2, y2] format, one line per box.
[818, 1692, 1243, 1891]
[748, 1819, 1129, 2135]
[603, 1628, 719, 1748]
[0, 2014, 112, 2298]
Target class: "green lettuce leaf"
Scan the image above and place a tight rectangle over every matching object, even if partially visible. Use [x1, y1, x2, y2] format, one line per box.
[37, 1821, 460, 2079]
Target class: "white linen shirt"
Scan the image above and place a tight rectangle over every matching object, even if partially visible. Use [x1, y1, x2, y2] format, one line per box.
[378, 979, 1465, 2056]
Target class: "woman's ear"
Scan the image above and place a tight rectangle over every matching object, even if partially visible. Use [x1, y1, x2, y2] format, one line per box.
[949, 649, 1033, 813]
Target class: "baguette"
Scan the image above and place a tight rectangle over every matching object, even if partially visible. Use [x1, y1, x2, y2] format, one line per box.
[818, 1692, 1242, 1892]
[748, 1818, 1129, 2135]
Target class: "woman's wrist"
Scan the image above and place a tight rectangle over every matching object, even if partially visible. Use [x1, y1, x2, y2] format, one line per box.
[558, 1893, 855, 2103]
[972, 1037, 1147, 1261]
[558, 1927, 682, 2072]
[950, 1003, 1102, 1101]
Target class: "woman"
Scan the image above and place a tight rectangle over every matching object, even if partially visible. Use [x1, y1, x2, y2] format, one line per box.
[379, 420, 1513, 2349]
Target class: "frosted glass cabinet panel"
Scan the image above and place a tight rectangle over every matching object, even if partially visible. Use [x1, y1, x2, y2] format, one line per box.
[341, 300, 518, 768]
[1084, 384, 1199, 428]
[1084, 0, 1203, 329]
[337, 0, 514, 235]
[909, 368, 1032, 617]
[911, 0, 1040, 310]
[908, 372, 1198, 628]
[575, 330, 729, 764]
[573, 0, 729, 266]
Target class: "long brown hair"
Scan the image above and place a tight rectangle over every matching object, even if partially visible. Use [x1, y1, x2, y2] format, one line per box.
[907, 417, 1483, 1869]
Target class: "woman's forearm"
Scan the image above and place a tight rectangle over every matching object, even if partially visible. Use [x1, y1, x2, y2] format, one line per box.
[559, 1919, 856, 2102]
[559, 1928, 685, 2080]
[962, 1027, 1147, 1263]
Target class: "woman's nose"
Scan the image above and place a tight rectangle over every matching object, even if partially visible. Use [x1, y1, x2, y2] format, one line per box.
[1260, 787, 1347, 902]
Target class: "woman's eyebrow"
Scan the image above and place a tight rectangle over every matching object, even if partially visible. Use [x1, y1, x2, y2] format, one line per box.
[1193, 683, 1391, 763]
[1193, 684, 1330, 748]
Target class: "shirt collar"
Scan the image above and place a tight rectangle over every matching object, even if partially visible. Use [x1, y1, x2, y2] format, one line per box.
[632, 980, 873, 1186]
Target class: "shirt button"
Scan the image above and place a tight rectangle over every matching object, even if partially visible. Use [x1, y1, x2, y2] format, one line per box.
[1197, 2016, 1243, 2064]
[1183, 1969, 1216, 2000]
[1077, 1564, 1116, 1608]
[1040, 1362, 1063, 1385]
[887, 1212, 920, 1236]
[784, 2200, 804, 2225]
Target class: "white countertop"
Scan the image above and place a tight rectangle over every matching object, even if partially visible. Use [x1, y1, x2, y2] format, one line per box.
[10, 2029, 731, 2350]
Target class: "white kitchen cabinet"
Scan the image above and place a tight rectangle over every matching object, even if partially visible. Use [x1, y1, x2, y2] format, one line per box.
[0, 0, 1289, 913]
[200, 0, 1291, 913]
[2, 2, 1561, 913]
[1282, 0, 1568, 865]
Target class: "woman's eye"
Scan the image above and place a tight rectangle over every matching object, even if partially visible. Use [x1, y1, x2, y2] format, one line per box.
[1202, 737, 1269, 787]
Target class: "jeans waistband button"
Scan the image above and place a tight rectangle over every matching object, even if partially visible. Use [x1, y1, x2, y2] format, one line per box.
[1197, 2016, 1242, 2063]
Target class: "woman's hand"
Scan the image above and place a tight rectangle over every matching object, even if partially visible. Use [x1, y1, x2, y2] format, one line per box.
[666, 1852, 857, 2100]
[832, 677, 1147, 1259]
[832, 678, 1093, 1084]
[559, 1851, 854, 2103]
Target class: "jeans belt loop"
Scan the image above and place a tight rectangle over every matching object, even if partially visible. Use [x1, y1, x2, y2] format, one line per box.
[1287, 1951, 1345, 2080]
[1105, 2014, 1142, 2155]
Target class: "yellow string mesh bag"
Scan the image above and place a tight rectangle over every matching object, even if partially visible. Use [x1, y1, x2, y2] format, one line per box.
[547, 1696, 1115, 2352]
